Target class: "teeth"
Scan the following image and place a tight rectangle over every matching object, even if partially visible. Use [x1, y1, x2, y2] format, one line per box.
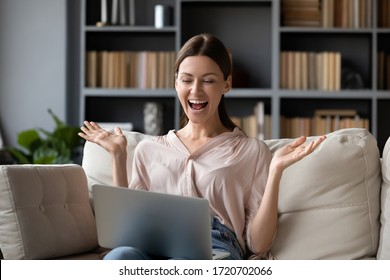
[189, 100, 207, 104]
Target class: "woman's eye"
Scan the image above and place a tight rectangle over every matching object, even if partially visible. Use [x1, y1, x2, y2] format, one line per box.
[203, 80, 214, 84]
[181, 79, 192, 83]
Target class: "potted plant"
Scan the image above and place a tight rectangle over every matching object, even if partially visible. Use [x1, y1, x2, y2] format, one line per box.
[5, 109, 84, 164]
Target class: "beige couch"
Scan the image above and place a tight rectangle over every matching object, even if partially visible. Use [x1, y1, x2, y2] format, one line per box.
[0, 128, 389, 259]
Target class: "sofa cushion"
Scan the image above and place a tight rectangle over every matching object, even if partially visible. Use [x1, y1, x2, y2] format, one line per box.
[377, 136, 390, 259]
[0, 164, 98, 259]
[266, 128, 381, 259]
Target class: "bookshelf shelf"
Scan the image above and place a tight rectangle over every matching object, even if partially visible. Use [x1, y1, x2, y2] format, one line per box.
[83, 88, 176, 97]
[85, 26, 177, 32]
[74, 0, 390, 152]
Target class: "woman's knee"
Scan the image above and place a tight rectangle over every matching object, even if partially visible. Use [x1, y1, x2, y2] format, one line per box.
[103, 246, 151, 260]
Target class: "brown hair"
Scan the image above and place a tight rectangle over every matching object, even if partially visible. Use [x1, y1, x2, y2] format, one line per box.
[175, 34, 237, 130]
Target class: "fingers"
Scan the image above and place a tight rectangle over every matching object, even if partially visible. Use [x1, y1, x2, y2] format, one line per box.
[289, 136, 306, 149]
[83, 121, 102, 131]
[297, 135, 326, 157]
[114, 126, 124, 136]
[78, 121, 109, 141]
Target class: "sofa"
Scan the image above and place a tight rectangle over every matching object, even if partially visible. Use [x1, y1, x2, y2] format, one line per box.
[0, 128, 389, 260]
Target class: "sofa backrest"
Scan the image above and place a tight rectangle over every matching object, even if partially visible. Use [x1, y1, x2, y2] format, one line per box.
[82, 128, 384, 259]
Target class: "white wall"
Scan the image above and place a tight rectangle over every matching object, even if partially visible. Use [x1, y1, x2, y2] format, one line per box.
[0, 0, 67, 147]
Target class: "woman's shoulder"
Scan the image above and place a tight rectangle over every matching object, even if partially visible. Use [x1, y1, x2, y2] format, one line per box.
[234, 128, 269, 148]
[232, 129, 271, 160]
[135, 130, 174, 150]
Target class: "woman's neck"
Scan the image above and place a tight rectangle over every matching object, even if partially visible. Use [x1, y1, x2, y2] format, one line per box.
[175, 121, 231, 153]
[179, 121, 231, 140]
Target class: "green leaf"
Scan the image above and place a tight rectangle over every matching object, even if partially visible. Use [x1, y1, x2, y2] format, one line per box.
[48, 108, 65, 128]
[17, 130, 41, 150]
[6, 109, 84, 164]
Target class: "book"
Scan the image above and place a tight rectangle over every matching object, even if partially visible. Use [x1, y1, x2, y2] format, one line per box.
[119, 0, 126, 25]
[308, 52, 317, 89]
[128, 0, 135, 25]
[280, 52, 287, 89]
[242, 115, 257, 138]
[100, 0, 108, 25]
[334, 52, 341, 91]
[301, 51, 309, 90]
[86, 51, 97, 87]
[255, 102, 265, 140]
[111, 0, 119, 25]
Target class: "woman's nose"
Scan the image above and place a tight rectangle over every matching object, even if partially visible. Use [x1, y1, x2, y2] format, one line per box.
[190, 80, 201, 94]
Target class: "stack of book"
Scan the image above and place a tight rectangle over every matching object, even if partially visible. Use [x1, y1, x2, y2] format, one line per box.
[330, 0, 372, 28]
[85, 50, 176, 89]
[98, 0, 136, 26]
[281, 0, 322, 27]
[281, 0, 372, 28]
[280, 51, 341, 91]
[281, 109, 369, 138]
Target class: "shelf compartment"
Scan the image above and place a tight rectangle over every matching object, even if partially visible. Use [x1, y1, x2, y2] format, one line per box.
[86, 0, 176, 27]
[86, 32, 176, 51]
[281, 33, 373, 90]
[280, 98, 371, 118]
[180, 1, 272, 89]
[377, 33, 390, 90]
[280, 98, 372, 137]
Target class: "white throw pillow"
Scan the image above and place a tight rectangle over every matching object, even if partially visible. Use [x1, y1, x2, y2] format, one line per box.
[82, 131, 152, 195]
[266, 128, 381, 259]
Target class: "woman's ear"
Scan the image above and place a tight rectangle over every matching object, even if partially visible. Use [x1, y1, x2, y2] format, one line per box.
[174, 74, 178, 91]
[223, 75, 232, 94]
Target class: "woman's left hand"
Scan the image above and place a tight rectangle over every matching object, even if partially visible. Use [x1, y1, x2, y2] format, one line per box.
[270, 135, 326, 172]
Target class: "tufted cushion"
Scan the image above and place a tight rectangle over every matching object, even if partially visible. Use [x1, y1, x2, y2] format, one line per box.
[266, 128, 381, 259]
[377, 137, 390, 259]
[0, 164, 98, 259]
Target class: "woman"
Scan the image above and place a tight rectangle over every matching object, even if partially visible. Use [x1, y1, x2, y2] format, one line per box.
[79, 33, 326, 260]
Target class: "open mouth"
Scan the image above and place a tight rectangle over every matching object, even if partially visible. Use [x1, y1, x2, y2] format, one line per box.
[189, 100, 208, 110]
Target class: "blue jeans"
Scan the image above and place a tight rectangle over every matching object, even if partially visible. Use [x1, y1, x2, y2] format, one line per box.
[103, 217, 244, 260]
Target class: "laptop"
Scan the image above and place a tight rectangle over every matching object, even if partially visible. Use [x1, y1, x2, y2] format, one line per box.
[92, 184, 230, 260]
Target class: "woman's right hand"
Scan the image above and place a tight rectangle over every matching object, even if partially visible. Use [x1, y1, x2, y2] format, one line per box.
[79, 121, 129, 187]
[79, 121, 127, 156]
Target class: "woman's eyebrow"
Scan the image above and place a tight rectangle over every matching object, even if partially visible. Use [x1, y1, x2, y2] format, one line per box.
[179, 72, 218, 77]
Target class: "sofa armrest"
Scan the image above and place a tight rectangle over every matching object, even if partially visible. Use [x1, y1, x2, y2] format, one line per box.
[0, 164, 98, 259]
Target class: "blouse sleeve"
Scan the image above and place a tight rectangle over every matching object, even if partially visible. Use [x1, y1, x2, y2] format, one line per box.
[245, 140, 272, 253]
[128, 141, 150, 191]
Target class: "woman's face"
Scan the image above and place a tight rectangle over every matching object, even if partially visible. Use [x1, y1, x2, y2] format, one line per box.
[175, 55, 231, 126]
